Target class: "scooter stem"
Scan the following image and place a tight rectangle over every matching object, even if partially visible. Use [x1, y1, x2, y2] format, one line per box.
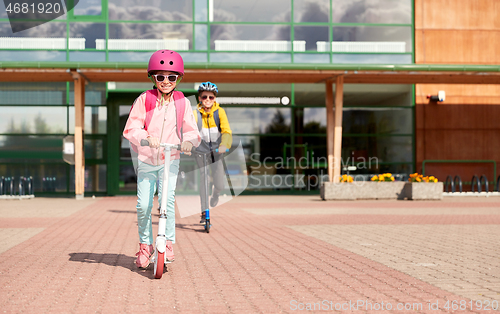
[158, 146, 171, 236]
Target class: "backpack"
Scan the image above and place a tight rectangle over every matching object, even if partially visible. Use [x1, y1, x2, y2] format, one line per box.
[195, 108, 222, 154]
[130, 89, 186, 140]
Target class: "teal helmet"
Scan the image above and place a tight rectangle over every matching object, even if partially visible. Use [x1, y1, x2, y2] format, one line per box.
[198, 81, 218, 95]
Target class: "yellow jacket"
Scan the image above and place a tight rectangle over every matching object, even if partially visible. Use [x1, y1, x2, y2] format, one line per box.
[194, 102, 232, 149]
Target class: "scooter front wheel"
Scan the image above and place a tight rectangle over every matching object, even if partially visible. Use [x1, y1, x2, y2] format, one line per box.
[154, 250, 164, 279]
[205, 219, 210, 233]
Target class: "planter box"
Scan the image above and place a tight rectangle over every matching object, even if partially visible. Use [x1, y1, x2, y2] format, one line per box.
[321, 181, 406, 200]
[321, 181, 443, 200]
[320, 182, 358, 200]
[404, 182, 443, 200]
[363, 181, 407, 200]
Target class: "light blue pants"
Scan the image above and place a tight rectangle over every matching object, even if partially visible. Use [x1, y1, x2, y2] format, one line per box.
[136, 159, 179, 245]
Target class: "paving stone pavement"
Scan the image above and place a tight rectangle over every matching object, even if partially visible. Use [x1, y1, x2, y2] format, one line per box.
[0, 196, 499, 313]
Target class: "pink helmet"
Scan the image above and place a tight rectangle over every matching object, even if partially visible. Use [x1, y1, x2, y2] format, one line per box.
[147, 50, 184, 76]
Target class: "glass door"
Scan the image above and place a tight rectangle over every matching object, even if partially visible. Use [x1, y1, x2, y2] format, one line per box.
[107, 92, 140, 195]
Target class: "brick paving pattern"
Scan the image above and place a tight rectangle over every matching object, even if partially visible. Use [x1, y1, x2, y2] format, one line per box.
[290, 225, 500, 301]
[0, 196, 499, 313]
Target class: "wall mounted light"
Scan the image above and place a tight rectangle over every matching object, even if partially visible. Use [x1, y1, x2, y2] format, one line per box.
[427, 90, 446, 102]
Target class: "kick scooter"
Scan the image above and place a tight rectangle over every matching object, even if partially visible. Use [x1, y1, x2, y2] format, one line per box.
[140, 139, 181, 279]
[193, 147, 230, 233]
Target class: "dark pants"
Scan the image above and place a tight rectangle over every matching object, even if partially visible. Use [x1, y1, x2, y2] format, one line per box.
[195, 153, 225, 212]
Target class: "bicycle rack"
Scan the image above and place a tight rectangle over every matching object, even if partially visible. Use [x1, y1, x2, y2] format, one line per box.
[471, 175, 481, 192]
[18, 176, 34, 196]
[479, 175, 489, 193]
[0, 176, 35, 199]
[7, 177, 14, 196]
[0, 177, 15, 197]
[453, 175, 463, 193]
[25, 176, 34, 196]
[18, 176, 23, 196]
[43, 177, 56, 192]
[445, 175, 455, 193]
[445, 174, 499, 196]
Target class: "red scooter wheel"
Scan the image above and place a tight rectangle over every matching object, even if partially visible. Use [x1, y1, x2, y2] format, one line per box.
[154, 250, 164, 279]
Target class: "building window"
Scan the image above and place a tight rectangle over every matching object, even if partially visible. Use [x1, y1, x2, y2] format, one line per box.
[212, 0, 291, 22]
[108, 0, 192, 21]
[74, 0, 102, 16]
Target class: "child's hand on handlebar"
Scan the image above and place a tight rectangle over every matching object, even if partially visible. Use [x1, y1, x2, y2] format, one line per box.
[147, 136, 160, 148]
[218, 145, 228, 154]
[181, 141, 193, 156]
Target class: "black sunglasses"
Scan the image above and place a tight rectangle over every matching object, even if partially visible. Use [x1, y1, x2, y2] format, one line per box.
[200, 95, 215, 100]
[152, 74, 179, 83]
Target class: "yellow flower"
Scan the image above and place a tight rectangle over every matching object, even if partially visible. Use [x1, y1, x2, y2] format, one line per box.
[408, 173, 439, 183]
[340, 174, 354, 183]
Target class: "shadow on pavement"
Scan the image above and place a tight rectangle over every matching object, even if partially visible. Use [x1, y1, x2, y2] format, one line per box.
[175, 223, 208, 233]
[68, 252, 166, 278]
[108, 209, 137, 214]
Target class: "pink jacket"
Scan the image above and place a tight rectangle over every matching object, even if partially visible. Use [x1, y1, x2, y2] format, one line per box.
[123, 92, 201, 166]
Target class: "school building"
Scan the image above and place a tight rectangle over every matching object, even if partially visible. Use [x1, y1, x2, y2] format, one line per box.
[0, 0, 499, 197]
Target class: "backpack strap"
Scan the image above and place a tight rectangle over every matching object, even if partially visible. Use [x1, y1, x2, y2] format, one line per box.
[213, 108, 221, 133]
[144, 89, 158, 131]
[196, 110, 203, 131]
[129, 90, 155, 130]
[172, 90, 186, 141]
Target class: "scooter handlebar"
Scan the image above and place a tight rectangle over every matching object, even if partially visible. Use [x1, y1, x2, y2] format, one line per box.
[140, 139, 182, 150]
[194, 146, 230, 156]
[141, 139, 227, 154]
